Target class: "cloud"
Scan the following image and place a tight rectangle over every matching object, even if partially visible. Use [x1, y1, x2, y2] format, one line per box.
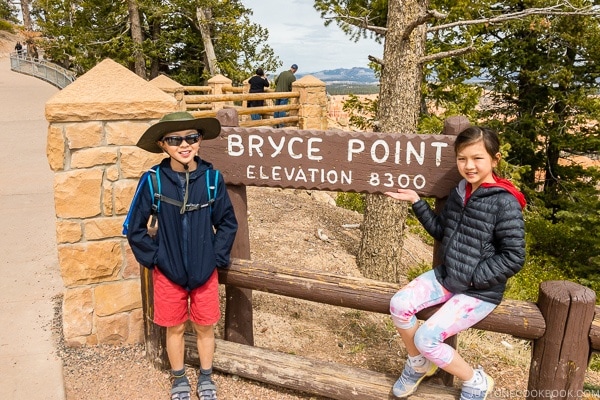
[243, 0, 382, 73]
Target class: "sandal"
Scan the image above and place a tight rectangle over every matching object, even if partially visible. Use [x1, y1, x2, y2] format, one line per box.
[197, 380, 217, 400]
[170, 382, 191, 400]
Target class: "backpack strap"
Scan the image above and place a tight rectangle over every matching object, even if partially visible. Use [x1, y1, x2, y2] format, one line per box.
[122, 170, 153, 235]
[206, 169, 219, 214]
[147, 167, 160, 233]
[150, 168, 219, 214]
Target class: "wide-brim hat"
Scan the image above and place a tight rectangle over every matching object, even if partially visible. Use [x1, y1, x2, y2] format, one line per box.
[136, 112, 221, 153]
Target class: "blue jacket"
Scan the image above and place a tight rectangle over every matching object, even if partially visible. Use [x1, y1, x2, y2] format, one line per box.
[412, 179, 525, 305]
[126, 157, 238, 290]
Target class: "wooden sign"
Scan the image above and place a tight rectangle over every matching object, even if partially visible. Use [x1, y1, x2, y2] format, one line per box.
[199, 127, 462, 198]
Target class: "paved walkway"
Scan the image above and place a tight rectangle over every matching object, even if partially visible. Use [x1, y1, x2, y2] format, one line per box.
[0, 57, 66, 399]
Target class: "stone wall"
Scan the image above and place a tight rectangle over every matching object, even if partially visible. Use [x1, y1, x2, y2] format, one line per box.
[45, 58, 329, 346]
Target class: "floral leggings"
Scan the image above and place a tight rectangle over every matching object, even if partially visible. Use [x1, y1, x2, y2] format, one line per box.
[389, 270, 496, 368]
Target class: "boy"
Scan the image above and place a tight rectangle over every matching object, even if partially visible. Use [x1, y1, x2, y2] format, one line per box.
[126, 111, 238, 400]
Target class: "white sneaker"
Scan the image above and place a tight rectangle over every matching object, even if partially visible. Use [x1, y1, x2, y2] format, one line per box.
[392, 359, 438, 398]
[460, 368, 494, 400]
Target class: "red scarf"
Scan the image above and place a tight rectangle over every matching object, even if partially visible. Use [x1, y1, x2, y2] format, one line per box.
[465, 175, 527, 209]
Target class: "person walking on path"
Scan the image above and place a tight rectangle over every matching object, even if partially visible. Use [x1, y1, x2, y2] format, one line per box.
[14, 41, 23, 57]
[247, 68, 269, 120]
[274, 63, 297, 127]
[125, 111, 238, 400]
[384, 126, 526, 400]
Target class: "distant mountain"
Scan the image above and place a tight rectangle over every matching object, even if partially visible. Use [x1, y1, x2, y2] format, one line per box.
[298, 67, 378, 85]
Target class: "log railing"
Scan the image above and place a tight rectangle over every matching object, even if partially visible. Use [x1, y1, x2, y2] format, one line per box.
[144, 258, 598, 400]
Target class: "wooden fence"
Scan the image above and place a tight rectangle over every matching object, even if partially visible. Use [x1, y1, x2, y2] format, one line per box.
[182, 82, 301, 128]
[184, 87, 300, 127]
[140, 111, 599, 400]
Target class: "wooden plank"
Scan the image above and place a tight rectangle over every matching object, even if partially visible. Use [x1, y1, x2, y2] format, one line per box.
[183, 337, 461, 400]
[218, 259, 546, 340]
[234, 104, 300, 115]
[240, 116, 299, 128]
[185, 91, 299, 103]
[182, 85, 211, 92]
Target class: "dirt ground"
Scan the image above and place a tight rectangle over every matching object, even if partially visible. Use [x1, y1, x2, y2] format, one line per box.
[52, 185, 586, 400]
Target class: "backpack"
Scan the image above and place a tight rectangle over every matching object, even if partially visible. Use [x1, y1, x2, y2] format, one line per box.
[122, 166, 219, 236]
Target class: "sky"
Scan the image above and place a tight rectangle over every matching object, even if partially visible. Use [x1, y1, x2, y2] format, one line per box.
[242, 0, 383, 74]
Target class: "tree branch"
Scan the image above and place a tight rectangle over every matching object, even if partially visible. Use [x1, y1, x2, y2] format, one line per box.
[328, 3, 598, 38]
[428, 4, 599, 33]
[323, 15, 386, 35]
[403, 10, 447, 40]
[368, 54, 384, 67]
[420, 44, 475, 64]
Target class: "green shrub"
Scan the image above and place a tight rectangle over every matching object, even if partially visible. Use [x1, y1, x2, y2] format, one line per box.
[335, 192, 365, 214]
[587, 354, 600, 374]
[406, 262, 433, 282]
[505, 255, 570, 302]
[0, 20, 15, 33]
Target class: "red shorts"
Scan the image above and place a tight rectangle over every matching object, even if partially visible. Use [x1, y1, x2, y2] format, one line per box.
[152, 268, 220, 327]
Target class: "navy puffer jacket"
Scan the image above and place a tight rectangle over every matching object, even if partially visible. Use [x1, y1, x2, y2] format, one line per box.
[412, 179, 525, 305]
[126, 157, 238, 291]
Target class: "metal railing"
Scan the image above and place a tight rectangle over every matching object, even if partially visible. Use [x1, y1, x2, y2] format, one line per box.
[9, 52, 76, 89]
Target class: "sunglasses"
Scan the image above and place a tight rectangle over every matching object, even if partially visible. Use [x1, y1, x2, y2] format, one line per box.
[161, 133, 201, 146]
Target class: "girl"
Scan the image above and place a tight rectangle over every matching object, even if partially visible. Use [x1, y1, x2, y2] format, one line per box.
[385, 126, 526, 400]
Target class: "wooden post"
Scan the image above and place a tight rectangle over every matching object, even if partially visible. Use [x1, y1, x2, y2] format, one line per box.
[140, 265, 169, 369]
[527, 281, 596, 400]
[207, 74, 233, 111]
[215, 108, 254, 346]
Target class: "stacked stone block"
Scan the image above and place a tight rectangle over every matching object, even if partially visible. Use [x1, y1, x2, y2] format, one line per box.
[293, 75, 328, 130]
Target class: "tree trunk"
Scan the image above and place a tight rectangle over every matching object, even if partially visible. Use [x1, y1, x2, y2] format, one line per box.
[356, 0, 429, 283]
[196, 7, 219, 76]
[358, 195, 409, 283]
[127, 0, 146, 78]
[20, 0, 33, 31]
[149, 19, 161, 79]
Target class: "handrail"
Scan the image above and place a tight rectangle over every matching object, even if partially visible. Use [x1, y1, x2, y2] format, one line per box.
[9, 52, 76, 89]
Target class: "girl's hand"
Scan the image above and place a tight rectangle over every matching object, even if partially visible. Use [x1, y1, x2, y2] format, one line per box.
[384, 189, 420, 204]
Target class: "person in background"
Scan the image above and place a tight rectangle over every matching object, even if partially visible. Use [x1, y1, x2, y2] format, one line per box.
[384, 126, 526, 400]
[247, 68, 270, 120]
[126, 112, 238, 400]
[273, 63, 298, 127]
[14, 41, 23, 57]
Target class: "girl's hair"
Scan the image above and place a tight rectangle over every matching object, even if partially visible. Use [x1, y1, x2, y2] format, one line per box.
[454, 126, 500, 159]
[255, 68, 264, 76]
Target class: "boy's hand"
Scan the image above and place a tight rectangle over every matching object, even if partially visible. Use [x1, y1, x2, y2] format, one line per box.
[384, 189, 420, 204]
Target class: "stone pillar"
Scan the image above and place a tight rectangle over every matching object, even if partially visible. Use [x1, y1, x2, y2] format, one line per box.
[207, 73, 233, 111]
[293, 75, 328, 130]
[150, 74, 186, 111]
[45, 58, 177, 346]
